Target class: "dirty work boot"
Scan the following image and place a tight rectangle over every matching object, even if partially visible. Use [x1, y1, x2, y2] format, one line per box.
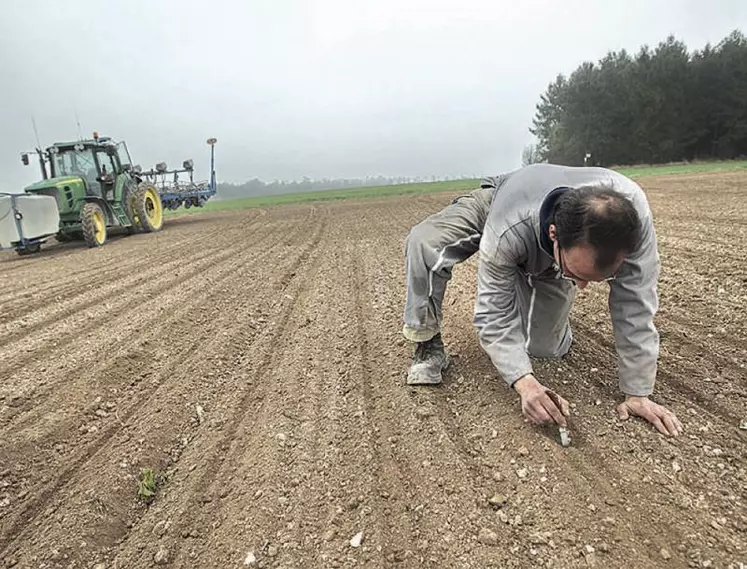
[407, 333, 450, 385]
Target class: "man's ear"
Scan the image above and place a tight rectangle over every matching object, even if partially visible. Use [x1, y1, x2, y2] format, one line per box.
[548, 223, 557, 242]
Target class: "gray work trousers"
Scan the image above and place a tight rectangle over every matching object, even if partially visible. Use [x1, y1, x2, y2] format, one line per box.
[402, 187, 575, 358]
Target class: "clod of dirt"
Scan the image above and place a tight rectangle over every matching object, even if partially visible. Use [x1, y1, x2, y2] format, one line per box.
[516, 468, 528, 479]
[739, 419, 747, 431]
[585, 545, 595, 554]
[153, 546, 170, 565]
[350, 531, 364, 548]
[478, 528, 499, 546]
[268, 545, 279, 557]
[8, 395, 26, 408]
[323, 528, 337, 541]
[93, 564, 106, 569]
[415, 406, 434, 418]
[672, 461, 682, 473]
[488, 494, 507, 509]
[517, 446, 529, 456]
[195, 404, 205, 424]
[660, 548, 672, 560]
[244, 551, 257, 565]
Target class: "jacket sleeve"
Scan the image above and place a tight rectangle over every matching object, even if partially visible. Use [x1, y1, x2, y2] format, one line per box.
[473, 227, 532, 387]
[608, 211, 660, 396]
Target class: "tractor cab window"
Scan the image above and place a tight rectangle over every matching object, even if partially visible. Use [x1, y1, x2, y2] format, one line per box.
[116, 142, 132, 167]
[50, 148, 96, 180]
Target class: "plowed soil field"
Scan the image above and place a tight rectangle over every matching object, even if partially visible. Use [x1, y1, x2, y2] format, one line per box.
[1, 171, 745, 569]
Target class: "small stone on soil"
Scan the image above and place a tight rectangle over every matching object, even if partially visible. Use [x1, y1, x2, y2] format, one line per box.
[152, 520, 169, 537]
[323, 528, 337, 541]
[415, 406, 434, 418]
[478, 528, 499, 546]
[153, 546, 169, 565]
[244, 551, 257, 565]
[660, 548, 672, 560]
[516, 468, 528, 479]
[517, 446, 529, 456]
[350, 531, 364, 548]
[488, 494, 507, 509]
[585, 545, 595, 554]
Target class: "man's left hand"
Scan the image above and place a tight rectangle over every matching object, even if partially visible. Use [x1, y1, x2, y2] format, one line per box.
[616, 396, 682, 436]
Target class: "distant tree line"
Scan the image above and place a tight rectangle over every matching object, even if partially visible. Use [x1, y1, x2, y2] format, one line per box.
[529, 30, 747, 166]
[216, 174, 473, 199]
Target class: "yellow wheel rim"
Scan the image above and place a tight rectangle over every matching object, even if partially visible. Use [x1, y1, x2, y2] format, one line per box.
[144, 188, 163, 229]
[93, 210, 105, 244]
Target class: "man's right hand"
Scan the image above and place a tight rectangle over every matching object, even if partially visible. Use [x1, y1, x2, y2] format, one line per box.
[513, 374, 570, 427]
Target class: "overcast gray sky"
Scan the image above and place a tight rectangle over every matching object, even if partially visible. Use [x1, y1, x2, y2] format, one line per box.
[1, 0, 745, 189]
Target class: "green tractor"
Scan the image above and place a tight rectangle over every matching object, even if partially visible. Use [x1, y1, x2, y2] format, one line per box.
[20, 132, 164, 249]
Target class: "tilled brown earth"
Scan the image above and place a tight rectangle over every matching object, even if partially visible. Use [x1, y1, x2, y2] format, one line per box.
[0, 172, 745, 569]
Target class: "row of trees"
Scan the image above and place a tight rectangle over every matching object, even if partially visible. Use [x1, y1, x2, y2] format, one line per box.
[529, 30, 747, 166]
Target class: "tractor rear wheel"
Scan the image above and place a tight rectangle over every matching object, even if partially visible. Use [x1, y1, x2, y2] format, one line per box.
[81, 202, 107, 248]
[133, 183, 164, 233]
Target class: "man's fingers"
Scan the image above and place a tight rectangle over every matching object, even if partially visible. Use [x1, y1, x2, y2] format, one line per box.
[540, 394, 567, 427]
[661, 412, 680, 436]
[525, 402, 552, 425]
[557, 394, 571, 417]
[642, 408, 669, 435]
[673, 414, 684, 433]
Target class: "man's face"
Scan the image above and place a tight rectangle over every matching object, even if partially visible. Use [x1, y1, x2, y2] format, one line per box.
[548, 224, 622, 289]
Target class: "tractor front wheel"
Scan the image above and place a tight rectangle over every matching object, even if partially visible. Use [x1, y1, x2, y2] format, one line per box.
[134, 183, 164, 233]
[81, 202, 107, 248]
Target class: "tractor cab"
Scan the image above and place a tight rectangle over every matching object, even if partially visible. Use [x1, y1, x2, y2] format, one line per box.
[47, 141, 116, 199]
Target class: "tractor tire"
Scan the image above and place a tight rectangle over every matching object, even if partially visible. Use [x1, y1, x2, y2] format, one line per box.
[123, 184, 141, 234]
[16, 243, 41, 256]
[81, 202, 107, 248]
[133, 182, 164, 233]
